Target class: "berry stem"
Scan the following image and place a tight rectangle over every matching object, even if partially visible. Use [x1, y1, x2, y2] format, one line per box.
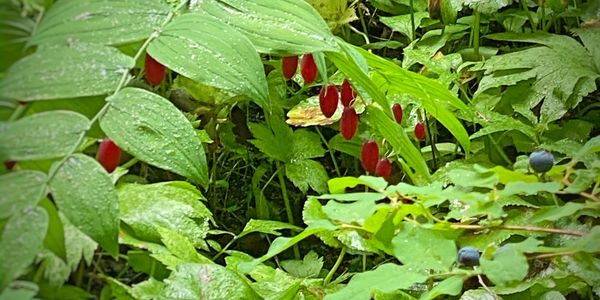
[424, 114, 438, 170]
[315, 127, 341, 177]
[276, 161, 301, 260]
[323, 247, 347, 286]
[45, 1, 189, 183]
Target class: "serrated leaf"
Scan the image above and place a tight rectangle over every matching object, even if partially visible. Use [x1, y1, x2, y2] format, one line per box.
[281, 251, 323, 278]
[193, 0, 338, 55]
[530, 202, 588, 223]
[0, 111, 89, 161]
[238, 219, 302, 239]
[285, 159, 329, 194]
[156, 227, 211, 267]
[0, 171, 46, 219]
[147, 13, 268, 108]
[49, 154, 119, 258]
[480, 244, 529, 287]
[118, 181, 211, 247]
[0, 43, 134, 101]
[380, 13, 430, 41]
[100, 87, 208, 186]
[392, 222, 457, 272]
[161, 263, 261, 300]
[0, 207, 48, 290]
[470, 111, 536, 141]
[325, 263, 428, 300]
[572, 27, 600, 72]
[28, 0, 171, 46]
[476, 32, 600, 124]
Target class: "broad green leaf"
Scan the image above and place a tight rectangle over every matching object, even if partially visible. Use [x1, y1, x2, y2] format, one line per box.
[461, 0, 513, 14]
[328, 176, 389, 194]
[118, 181, 211, 247]
[500, 182, 561, 197]
[325, 263, 428, 300]
[0, 207, 48, 290]
[380, 13, 431, 41]
[156, 227, 212, 266]
[445, 164, 498, 189]
[161, 263, 261, 300]
[392, 222, 457, 272]
[0, 281, 38, 300]
[470, 111, 536, 141]
[147, 13, 268, 108]
[0, 111, 89, 161]
[572, 28, 600, 72]
[565, 227, 600, 253]
[0, 43, 134, 101]
[575, 135, 600, 160]
[318, 192, 386, 202]
[238, 219, 302, 239]
[365, 107, 430, 182]
[476, 32, 600, 124]
[49, 154, 119, 258]
[530, 202, 588, 223]
[28, 0, 171, 46]
[280, 251, 323, 278]
[0, 5, 34, 72]
[322, 200, 379, 223]
[100, 87, 208, 186]
[480, 245, 529, 287]
[0, 171, 47, 219]
[419, 275, 464, 300]
[192, 0, 338, 55]
[285, 159, 329, 194]
[131, 278, 165, 300]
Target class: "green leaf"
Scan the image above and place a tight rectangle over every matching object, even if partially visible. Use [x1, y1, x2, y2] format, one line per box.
[476, 32, 600, 124]
[156, 227, 212, 266]
[461, 0, 513, 14]
[100, 87, 208, 186]
[480, 245, 529, 287]
[130, 278, 165, 300]
[238, 219, 302, 239]
[28, 0, 171, 46]
[281, 251, 323, 278]
[161, 263, 261, 300]
[325, 263, 428, 300]
[500, 182, 561, 197]
[565, 226, 600, 253]
[380, 13, 430, 41]
[0, 207, 48, 290]
[39, 199, 67, 261]
[0, 281, 38, 300]
[530, 202, 588, 223]
[0, 43, 134, 102]
[0, 111, 89, 161]
[470, 111, 536, 141]
[118, 181, 211, 247]
[419, 275, 464, 300]
[328, 176, 389, 194]
[192, 0, 338, 55]
[0, 6, 34, 72]
[572, 28, 600, 72]
[147, 13, 269, 108]
[392, 222, 457, 272]
[0, 171, 47, 219]
[285, 159, 329, 194]
[49, 154, 119, 258]
[322, 200, 379, 224]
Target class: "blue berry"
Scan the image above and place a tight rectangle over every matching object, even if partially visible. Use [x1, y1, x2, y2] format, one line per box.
[529, 150, 554, 173]
[458, 246, 480, 266]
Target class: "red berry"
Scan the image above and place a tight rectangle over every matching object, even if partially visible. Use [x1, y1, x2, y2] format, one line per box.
[144, 53, 165, 86]
[415, 122, 426, 141]
[375, 158, 392, 179]
[319, 85, 339, 118]
[392, 103, 403, 124]
[281, 56, 298, 80]
[4, 160, 16, 171]
[97, 139, 122, 173]
[300, 54, 318, 84]
[361, 140, 379, 173]
[340, 79, 356, 107]
[340, 106, 358, 140]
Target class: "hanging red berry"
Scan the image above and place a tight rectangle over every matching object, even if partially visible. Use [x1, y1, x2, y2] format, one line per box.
[340, 106, 358, 140]
[375, 158, 392, 179]
[340, 79, 356, 107]
[97, 139, 122, 173]
[300, 54, 318, 84]
[319, 84, 339, 118]
[361, 140, 379, 173]
[392, 103, 403, 124]
[414, 122, 426, 141]
[281, 56, 298, 80]
[4, 160, 16, 171]
[144, 53, 166, 86]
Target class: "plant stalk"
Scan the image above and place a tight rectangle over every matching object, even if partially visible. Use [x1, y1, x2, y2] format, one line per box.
[276, 161, 300, 259]
[324, 247, 347, 286]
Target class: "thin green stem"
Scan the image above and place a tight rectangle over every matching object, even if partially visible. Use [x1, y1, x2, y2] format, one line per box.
[520, 0, 536, 31]
[315, 127, 341, 177]
[357, 4, 371, 44]
[473, 9, 481, 59]
[424, 115, 438, 170]
[324, 247, 347, 286]
[8, 103, 27, 121]
[276, 161, 300, 259]
[120, 158, 139, 170]
[212, 236, 238, 260]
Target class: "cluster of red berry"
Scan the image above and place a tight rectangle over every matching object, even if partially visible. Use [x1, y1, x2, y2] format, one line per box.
[282, 54, 359, 140]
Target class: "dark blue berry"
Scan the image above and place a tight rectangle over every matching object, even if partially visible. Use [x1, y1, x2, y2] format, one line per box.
[458, 246, 480, 266]
[529, 150, 554, 173]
